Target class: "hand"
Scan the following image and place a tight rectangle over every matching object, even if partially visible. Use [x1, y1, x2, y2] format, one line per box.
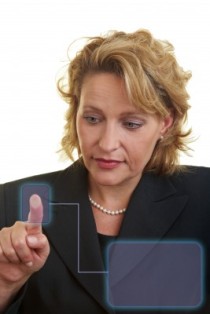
[0, 194, 50, 298]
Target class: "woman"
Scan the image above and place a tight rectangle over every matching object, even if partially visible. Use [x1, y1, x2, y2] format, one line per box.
[0, 29, 210, 313]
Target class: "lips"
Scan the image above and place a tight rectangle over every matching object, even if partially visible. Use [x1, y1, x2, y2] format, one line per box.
[94, 158, 123, 169]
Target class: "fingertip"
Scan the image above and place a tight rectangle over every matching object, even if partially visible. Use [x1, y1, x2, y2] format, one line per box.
[28, 194, 43, 225]
[30, 194, 42, 209]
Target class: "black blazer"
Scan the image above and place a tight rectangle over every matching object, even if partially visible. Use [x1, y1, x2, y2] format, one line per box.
[1, 161, 210, 314]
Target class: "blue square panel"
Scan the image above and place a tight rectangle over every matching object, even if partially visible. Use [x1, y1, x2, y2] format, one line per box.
[107, 241, 204, 310]
[21, 184, 51, 224]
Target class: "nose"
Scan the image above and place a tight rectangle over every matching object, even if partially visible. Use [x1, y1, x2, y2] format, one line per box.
[98, 123, 120, 152]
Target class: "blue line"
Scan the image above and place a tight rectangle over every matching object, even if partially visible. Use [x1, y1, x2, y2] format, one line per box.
[50, 202, 108, 274]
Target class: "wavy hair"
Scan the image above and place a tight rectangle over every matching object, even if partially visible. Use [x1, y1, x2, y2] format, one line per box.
[57, 29, 192, 175]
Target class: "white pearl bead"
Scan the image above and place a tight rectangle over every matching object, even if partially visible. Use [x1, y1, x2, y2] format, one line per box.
[88, 195, 126, 215]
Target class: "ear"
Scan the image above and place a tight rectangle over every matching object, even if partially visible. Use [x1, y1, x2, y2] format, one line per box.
[160, 113, 174, 136]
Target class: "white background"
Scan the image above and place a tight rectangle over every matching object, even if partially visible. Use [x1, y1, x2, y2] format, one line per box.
[0, 0, 209, 183]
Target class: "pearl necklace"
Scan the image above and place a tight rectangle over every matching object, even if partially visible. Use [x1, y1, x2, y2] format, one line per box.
[88, 195, 126, 215]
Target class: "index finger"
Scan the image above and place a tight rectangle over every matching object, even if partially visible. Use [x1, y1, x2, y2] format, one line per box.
[27, 194, 43, 232]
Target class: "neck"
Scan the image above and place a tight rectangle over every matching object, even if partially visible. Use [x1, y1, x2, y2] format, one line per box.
[88, 175, 141, 211]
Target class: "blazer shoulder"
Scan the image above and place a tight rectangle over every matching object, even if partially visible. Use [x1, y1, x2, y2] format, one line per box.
[0, 161, 84, 227]
[2, 162, 80, 187]
[170, 165, 210, 192]
[178, 165, 210, 179]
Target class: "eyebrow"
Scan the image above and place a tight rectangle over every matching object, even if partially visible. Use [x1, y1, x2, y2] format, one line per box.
[82, 105, 147, 117]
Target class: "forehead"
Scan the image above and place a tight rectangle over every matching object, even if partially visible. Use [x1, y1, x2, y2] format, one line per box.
[79, 72, 162, 119]
[80, 72, 133, 108]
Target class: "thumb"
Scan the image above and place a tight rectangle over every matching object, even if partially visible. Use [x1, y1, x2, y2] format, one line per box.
[27, 194, 43, 234]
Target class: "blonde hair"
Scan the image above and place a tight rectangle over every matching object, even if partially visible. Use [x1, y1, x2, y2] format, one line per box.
[57, 29, 192, 175]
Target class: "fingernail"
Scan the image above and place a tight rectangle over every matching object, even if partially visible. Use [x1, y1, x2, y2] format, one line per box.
[27, 235, 38, 244]
[30, 194, 41, 208]
[25, 261, 33, 267]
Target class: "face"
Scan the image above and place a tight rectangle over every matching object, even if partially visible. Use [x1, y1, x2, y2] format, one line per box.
[76, 73, 172, 189]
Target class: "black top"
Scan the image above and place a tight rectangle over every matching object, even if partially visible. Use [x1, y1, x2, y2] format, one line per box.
[98, 233, 117, 268]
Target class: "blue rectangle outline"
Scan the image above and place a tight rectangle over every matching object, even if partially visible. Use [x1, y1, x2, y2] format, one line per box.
[105, 239, 205, 310]
[19, 183, 52, 224]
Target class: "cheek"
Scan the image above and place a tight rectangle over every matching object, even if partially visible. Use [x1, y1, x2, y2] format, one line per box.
[143, 134, 159, 155]
[144, 126, 161, 147]
[76, 117, 85, 144]
[75, 115, 80, 138]
[76, 128, 86, 157]
[76, 128, 85, 150]
[76, 121, 94, 154]
[131, 136, 158, 165]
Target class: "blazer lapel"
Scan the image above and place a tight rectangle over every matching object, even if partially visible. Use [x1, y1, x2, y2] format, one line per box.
[109, 171, 189, 286]
[119, 171, 188, 239]
[43, 163, 112, 312]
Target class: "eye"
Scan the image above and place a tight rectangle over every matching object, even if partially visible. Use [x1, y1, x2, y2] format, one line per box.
[83, 115, 101, 124]
[123, 120, 144, 129]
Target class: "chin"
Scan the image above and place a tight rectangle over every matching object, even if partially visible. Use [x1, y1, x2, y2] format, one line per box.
[91, 174, 123, 187]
